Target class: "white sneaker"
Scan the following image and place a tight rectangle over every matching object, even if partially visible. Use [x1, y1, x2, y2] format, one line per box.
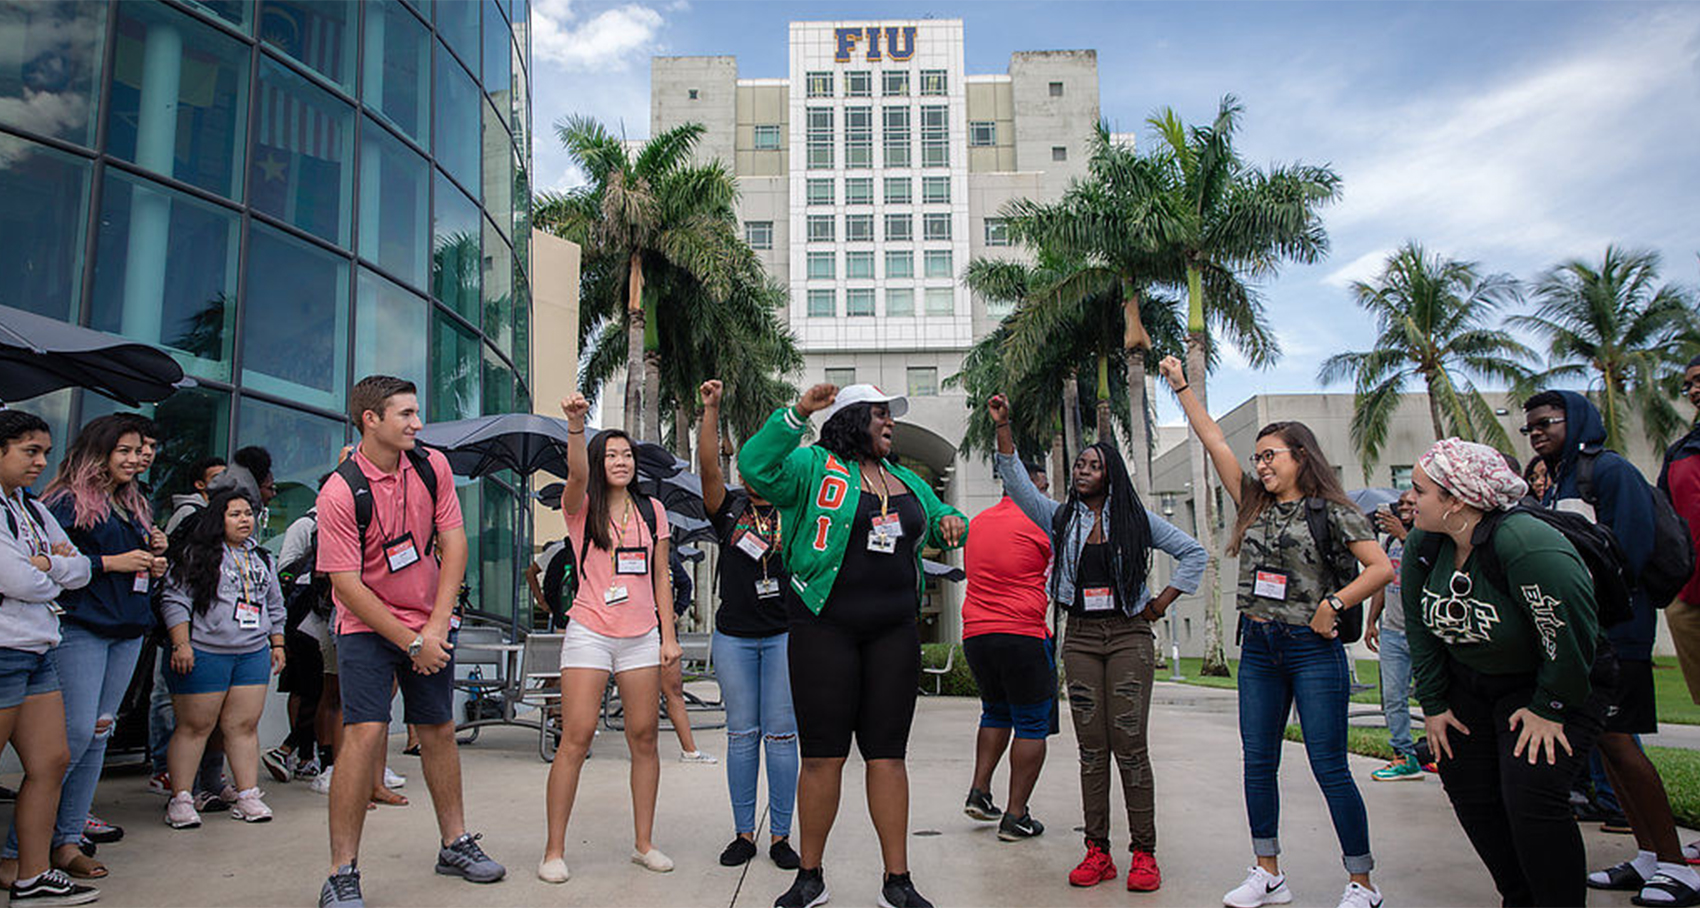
[309, 765, 334, 795]
[1337, 882, 1383, 908]
[631, 847, 674, 872]
[679, 750, 718, 765]
[1224, 866, 1293, 908]
[383, 767, 406, 789]
[230, 787, 273, 822]
[537, 856, 570, 883]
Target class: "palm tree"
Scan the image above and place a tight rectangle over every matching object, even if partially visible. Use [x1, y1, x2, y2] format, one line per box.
[1319, 243, 1534, 477]
[1509, 246, 1697, 452]
[1146, 95, 1340, 676]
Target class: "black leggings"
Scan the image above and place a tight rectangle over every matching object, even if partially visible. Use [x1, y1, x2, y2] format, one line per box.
[787, 617, 920, 760]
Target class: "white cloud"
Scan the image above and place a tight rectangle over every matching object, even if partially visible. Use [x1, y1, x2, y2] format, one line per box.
[532, 0, 665, 71]
[1322, 247, 1394, 290]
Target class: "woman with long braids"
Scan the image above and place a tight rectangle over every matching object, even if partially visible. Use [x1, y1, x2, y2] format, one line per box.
[740, 383, 966, 908]
[1161, 356, 1394, 908]
[987, 394, 1207, 892]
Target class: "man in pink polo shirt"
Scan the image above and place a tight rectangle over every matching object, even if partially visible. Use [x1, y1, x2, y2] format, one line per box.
[315, 376, 504, 908]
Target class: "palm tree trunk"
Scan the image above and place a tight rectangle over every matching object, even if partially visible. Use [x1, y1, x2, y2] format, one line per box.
[1095, 354, 1112, 442]
[1063, 370, 1082, 463]
[623, 253, 644, 435]
[642, 351, 661, 441]
[1424, 380, 1446, 441]
[1125, 352, 1152, 499]
[1184, 265, 1230, 677]
[1051, 431, 1067, 499]
[674, 402, 690, 459]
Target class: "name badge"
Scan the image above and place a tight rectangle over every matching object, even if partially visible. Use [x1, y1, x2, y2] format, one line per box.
[1253, 567, 1291, 601]
[605, 584, 630, 605]
[449, 612, 462, 631]
[615, 547, 649, 575]
[133, 571, 151, 594]
[866, 530, 897, 554]
[235, 599, 261, 630]
[384, 533, 421, 573]
[1082, 587, 1114, 612]
[872, 512, 903, 539]
[733, 529, 770, 560]
[755, 578, 781, 599]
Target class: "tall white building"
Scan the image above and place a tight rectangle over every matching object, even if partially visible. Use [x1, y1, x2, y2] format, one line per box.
[650, 20, 1101, 640]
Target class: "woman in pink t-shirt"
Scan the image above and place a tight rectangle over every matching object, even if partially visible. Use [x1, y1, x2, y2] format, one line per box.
[538, 395, 682, 884]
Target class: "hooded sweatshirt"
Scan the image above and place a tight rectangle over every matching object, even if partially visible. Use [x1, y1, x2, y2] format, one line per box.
[1659, 423, 1700, 606]
[47, 494, 156, 638]
[159, 540, 286, 654]
[1, 490, 93, 653]
[164, 493, 206, 537]
[1539, 390, 1658, 661]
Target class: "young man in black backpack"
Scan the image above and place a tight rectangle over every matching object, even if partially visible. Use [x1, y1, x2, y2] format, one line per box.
[1524, 390, 1700, 903]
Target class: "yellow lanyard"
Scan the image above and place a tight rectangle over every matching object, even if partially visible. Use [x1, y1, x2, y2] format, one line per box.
[229, 545, 255, 603]
[864, 463, 892, 519]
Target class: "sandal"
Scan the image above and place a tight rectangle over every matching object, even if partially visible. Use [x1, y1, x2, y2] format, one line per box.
[1634, 873, 1700, 908]
[401, 744, 421, 756]
[52, 850, 107, 879]
[370, 787, 409, 807]
[1591, 861, 1648, 891]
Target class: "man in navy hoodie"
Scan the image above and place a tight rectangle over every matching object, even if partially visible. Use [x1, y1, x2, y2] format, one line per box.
[1524, 389, 1700, 904]
[1660, 356, 1700, 704]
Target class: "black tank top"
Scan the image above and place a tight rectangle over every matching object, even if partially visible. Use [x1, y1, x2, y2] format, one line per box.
[1069, 540, 1121, 619]
[790, 492, 923, 633]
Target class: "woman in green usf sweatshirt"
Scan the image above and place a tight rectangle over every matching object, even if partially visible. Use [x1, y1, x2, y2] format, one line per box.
[740, 382, 966, 908]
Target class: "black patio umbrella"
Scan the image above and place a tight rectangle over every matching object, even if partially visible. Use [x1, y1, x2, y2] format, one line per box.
[417, 416, 685, 481]
[0, 303, 185, 406]
[536, 465, 717, 547]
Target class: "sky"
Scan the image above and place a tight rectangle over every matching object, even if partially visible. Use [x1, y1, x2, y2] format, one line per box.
[524, 0, 1700, 423]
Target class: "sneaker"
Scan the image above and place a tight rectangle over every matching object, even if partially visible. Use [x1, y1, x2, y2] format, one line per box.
[194, 786, 237, 813]
[9, 868, 100, 906]
[680, 750, 719, 764]
[1337, 882, 1383, 908]
[383, 767, 406, 789]
[963, 787, 1001, 822]
[1370, 755, 1424, 782]
[774, 866, 829, 908]
[1421, 761, 1439, 774]
[1068, 841, 1117, 887]
[1223, 866, 1293, 908]
[165, 792, 201, 829]
[81, 817, 121, 845]
[877, 872, 933, 908]
[319, 865, 363, 908]
[1127, 851, 1162, 892]
[309, 766, 334, 795]
[721, 837, 758, 866]
[262, 747, 293, 784]
[294, 755, 322, 781]
[997, 811, 1043, 841]
[230, 787, 273, 822]
[435, 832, 505, 883]
[770, 838, 801, 870]
[631, 847, 675, 873]
[146, 772, 171, 797]
[537, 856, 569, 884]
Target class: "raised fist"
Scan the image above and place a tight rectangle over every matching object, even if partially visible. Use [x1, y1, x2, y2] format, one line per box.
[1157, 356, 1187, 391]
[560, 394, 591, 423]
[986, 394, 1011, 424]
[798, 384, 838, 416]
[699, 380, 723, 408]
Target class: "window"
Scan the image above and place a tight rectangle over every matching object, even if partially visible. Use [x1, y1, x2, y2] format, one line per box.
[924, 287, 954, 315]
[356, 269, 429, 383]
[806, 107, 833, 169]
[907, 366, 938, 397]
[969, 121, 996, 147]
[430, 311, 480, 420]
[845, 177, 874, 205]
[984, 218, 1011, 246]
[884, 176, 912, 205]
[882, 107, 911, 168]
[884, 213, 912, 242]
[242, 223, 349, 409]
[807, 215, 834, 242]
[924, 249, 954, 278]
[1052, 145, 1068, 162]
[807, 289, 835, 317]
[847, 288, 875, 316]
[359, 118, 430, 288]
[431, 174, 481, 321]
[1049, 81, 1064, 97]
[0, 2, 105, 146]
[920, 69, 947, 96]
[432, 0, 479, 77]
[0, 137, 91, 323]
[886, 288, 915, 316]
[254, 58, 355, 245]
[845, 71, 872, 97]
[921, 105, 949, 168]
[885, 250, 914, 279]
[1390, 465, 1414, 489]
[236, 397, 345, 531]
[806, 71, 833, 98]
[807, 178, 834, 206]
[807, 251, 835, 280]
[921, 175, 951, 204]
[482, 1, 512, 118]
[845, 106, 873, 169]
[263, 0, 356, 90]
[745, 220, 773, 249]
[435, 43, 483, 194]
[984, 294, 1015, 318]
[363, 0, 431, 143]
[753, 124, 782, 150]
[826, 367, 857, 386]
[846, 214, 874, 242]
[923, 213, 952, 241]
[846, 251, 875, 279]
[882, 70, 909, 96]
[687, 89, 699, 100]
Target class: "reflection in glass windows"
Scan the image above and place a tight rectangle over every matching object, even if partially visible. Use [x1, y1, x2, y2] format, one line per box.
[355, 268, 429, 394]
[846, 251, 874, 279]
[845, 106, 872, 169]
[430, 312, 481, 421]
[236, 396, 345, 539]
[845, 177, 873, 205]
[924, 286, 953, 315]
[433, 173, 482, 322]
[145, 384, 232, 518]
[806, 251, 834, 281]
[434, 0, 480, 73]
[359, 117, 429, 288]
[805, 107, 832, 170]
[847, 288, 874, 317]
[252, 57, 353, 245]
[805, 178, 832, 206]
[483, 101, 513, 242]
[482, 0, 511, 123]
[806, 289, 835, 318]
[884, 176, 910, 205]
[0, 1, 106, 146]
[362, 0, 430, 143]
[242, 224, 349, 410]
[921, 106, 948, 168]
[924, 249, 954, 279]
[482, 346, 514, 415]
[0, 135, 90, 321]
[885, 250, 913, 279]
[882, 106, 910, 168]
[435, 44, 481, 194]
[885, 288, 914, 317]
[483, 218, 515, 358]
[258, 0, 356, 91]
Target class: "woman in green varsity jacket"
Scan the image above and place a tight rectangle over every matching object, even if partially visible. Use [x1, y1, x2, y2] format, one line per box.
[739, 382, 965, 908]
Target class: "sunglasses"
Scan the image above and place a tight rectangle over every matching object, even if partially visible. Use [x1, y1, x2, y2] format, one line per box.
[1248, 448, 1292, 466]
[1440, 571, 1474, 623]
[1518, 416, 1566, 436]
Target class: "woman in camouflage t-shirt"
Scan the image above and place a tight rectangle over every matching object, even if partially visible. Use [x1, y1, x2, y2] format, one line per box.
[1162, 357, 1395, 908]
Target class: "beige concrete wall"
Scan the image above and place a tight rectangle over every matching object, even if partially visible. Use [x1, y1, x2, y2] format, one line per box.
[529, 229, 580, 549]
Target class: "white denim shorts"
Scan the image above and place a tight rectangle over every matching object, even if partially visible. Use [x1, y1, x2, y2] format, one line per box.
[559, 621, 661, 674]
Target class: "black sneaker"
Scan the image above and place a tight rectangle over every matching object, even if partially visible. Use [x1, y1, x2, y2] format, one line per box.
[319, 865, 363, 908]
[878, 872, 933, 908]
[0, 784, 17, 803]
[775, 866, 829, 908]
[963, 787, 1001, 822]
[76, 838, 94, 858]
[720, 836, 757, 866]
[770, 837, 801, 870]
[435, 832, 506, 883]
[10, 869, 100, 906]
[997, 810, 1044, 841]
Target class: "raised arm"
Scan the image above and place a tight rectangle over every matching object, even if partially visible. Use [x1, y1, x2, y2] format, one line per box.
[988, 394, 1062, 530]
[740, 383, 839, 509]
[1158, 355, 1245, 506]
[560, 393, 591, 516]
[697, 380, 727, 515]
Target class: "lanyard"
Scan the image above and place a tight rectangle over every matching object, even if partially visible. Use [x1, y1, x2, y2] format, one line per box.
[228, 544, 256, 603]
[743, 501, 782, 579]
[863, 463, 893, 519]
[370, 463, 410, 543]
[610, 498, 651, 548]
[5, 491, 45, 555]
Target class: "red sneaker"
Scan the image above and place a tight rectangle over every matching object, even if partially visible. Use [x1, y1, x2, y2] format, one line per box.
[1126, 850, 1162, 891]
[1069, 841, 1117, 887]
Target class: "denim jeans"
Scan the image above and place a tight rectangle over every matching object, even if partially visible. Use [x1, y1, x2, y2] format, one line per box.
[1378, 628, 1415, 759]
[4, 623, 143, 854]
[712, 630, 798, 837]
[1237, 616, 1374, 874]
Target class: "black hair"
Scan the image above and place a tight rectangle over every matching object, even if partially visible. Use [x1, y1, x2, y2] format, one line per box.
[233, 446, 273, 482]
[584, 429, 637, 552]
[1051, 442, 1150, 603]
[1498, 451, 1521, 475]
[1689, 354, 1700, 370]
[114, 413, 159, 440]
[1523, 457, 1547, 484]
[1021, 460, 1047, 477]
[1522, 391, 1565, 412]
[188, 455, 227, 489]
[167, 488, 259, 615]
[0, 411, 50, 451]
[817, 402, 884, 461]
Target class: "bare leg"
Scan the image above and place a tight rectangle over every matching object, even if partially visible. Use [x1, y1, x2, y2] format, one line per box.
[542, 668, 609, 861]
[168, 692, 225, 795]
[414, 722, 465, 844]
[795, 757, 845, 869]
[866, 758, 910, 874]
[217, 685, 268, 792]
[328, 722, 385, 874]
[1006, 738, 1047, 818]
[616, 666, 663, 852]
[1600, 732, 1684, 862]
[8, 694, 68, 881]
[970, 726, 1010, 794]
[660, 660, 698, 754]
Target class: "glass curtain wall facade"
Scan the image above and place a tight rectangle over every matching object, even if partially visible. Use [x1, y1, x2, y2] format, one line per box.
[0, 0, 534, 626]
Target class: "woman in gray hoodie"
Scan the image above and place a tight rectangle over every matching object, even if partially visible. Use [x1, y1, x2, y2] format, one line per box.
[160, 489, 285, 829]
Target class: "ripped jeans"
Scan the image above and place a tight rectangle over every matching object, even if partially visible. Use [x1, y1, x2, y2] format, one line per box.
[1062, 613, 1156, 852]
[712, 630, 798, 837]
[4, 623, 143, 854]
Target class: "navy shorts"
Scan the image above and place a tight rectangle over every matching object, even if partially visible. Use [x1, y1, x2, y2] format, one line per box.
[0, 647, 59, 709]
[166, 647, 271, 695]
[963, 633, 1058, 739]
[336, 631, 456, 726]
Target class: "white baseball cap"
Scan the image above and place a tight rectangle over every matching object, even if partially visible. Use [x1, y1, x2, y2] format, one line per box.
[819, 383, 908, 423]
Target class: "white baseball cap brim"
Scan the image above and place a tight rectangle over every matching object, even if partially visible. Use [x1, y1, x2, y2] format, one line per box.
[819, 383, 908, 423]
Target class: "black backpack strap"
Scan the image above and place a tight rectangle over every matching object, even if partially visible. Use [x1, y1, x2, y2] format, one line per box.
[1577, 450, 1599, 506]
[1302, 498, 1342, 588]
[334, 458, 374, 551]
[1468, 509, 1512, 596]
[406, 447, 441, 555]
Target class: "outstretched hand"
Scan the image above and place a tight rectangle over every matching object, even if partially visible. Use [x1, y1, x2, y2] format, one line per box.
[798, 383, 838, 416]
[1157, 356, 1187, 391]
[700, 379, 723, 408]
[987, 394, 1011, 424]
[560, 394, 590, 425]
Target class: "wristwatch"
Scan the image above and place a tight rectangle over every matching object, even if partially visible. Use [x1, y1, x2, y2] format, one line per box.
[1326, 595, 1347, 613]
[407, 634, 424, 658]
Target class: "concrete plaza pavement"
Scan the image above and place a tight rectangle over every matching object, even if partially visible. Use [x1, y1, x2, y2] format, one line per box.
[52, 682, 1680, 907]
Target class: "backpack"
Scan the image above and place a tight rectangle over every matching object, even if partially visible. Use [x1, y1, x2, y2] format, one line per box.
[1578, 451, 1696, 608]
[277, 516, 332, 627]
[335, 447, 440, 555]
[551, 495, 660, 627]
[2, 490, 48, 542]
[1302, 498, 1365, 645]
[1413, 504, 1635, 629]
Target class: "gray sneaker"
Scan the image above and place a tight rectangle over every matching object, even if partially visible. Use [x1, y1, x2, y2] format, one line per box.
[319, 865, 363, 908]
[435, 832, 506, 883]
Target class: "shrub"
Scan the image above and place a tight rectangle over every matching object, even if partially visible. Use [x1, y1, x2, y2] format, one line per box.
[920, 643, 979, 697]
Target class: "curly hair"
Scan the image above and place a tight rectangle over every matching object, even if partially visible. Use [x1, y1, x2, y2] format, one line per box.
[167, 488, 255, 615]
[817, 402, 883, 461]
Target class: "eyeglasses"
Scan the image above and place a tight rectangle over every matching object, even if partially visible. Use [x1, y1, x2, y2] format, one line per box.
[1248, 448, 1292, 466]
[1684, 380, 1698, 393]
[1518, 416, 1566, 435]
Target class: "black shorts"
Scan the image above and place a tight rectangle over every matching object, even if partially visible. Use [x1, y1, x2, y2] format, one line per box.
[787, 617, 919, 761]
[963, 633, 1058, 739]
[276, 628, 324, 695]
[336, 631, 456, 726]
[1605, 657, 1657, 735]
